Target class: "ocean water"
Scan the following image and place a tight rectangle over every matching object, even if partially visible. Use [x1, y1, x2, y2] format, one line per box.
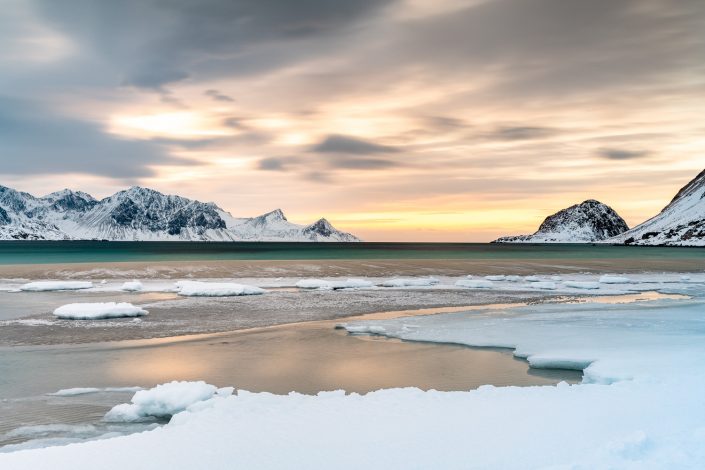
[0, 241, 703, 265]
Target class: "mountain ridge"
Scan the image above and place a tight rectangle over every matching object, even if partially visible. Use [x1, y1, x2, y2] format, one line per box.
[0, 185, 360, 242]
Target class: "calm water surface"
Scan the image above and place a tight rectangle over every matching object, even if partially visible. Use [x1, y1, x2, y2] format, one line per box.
[0, 241, 703, 264]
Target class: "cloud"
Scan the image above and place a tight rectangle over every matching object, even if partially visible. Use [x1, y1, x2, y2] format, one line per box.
[488, 126, 557, 141]
[311, 135, 399, 155]
[204, 89, 234, 102]
[597, 148, 650, 160]
[258, 157, 301, 171]
[0, 97, 182, 179]
[33, 0, 395, 89]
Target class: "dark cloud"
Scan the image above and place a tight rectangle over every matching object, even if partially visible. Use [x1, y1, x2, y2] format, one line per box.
[258, 156, 301, 171]
[205, 89, 235, 102]
[384, 0, 705, 97]
[488, 126, 557, 141]
[327, 156, 399, 169]
[33, 0, 395, 89]
[0, 97, 181, 179]
[311, 135, 399, 155]
[597, 148, 650, 160]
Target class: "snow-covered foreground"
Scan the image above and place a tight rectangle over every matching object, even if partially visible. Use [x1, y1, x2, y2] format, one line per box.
[2, 379, 704, 469]
[4, 282, 705, 468]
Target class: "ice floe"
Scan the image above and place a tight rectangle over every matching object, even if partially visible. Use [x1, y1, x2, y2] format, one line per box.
[455, 279, 494, 289]
[174, 281, 265, 297]
[103, 381, 233, 422]
[563, 281, 601, 290]
[530, 281, 557, 290]
[296, 278, 374, 290]
[49, 387, 143, 396]
[121, 280, 143, 292]
[599, 275, 632, 284]
[53, 303, 148, 320]
[380, 278, 439, 287]
[20, 281, 93, 292]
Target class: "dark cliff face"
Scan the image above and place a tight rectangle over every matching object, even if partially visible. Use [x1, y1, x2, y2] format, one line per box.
[0, 206, 11, 225]
[106, 188, 227, 234]
[48, 192, 97, 213]
[304, 218, 334, 238]
[537, 200, 629, 239]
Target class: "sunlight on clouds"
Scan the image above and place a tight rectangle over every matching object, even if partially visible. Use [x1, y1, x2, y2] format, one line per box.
[109, 112, 234, 140]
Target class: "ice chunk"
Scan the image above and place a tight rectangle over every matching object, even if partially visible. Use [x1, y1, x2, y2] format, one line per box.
[524, 276, 541, 282]
[296, 278, 374, 290]
[103, 381, 231, 422]
[455, 279, 494, 289]
[564, 281, 601, 290]
[174, 281, 265, 297]
[599, 275, 632, 284]
[48, 388, 101, 396]
[53, 303, 148, 320]
[484, 275, 506, 281]
[551, 276, 563, 281]
[531, 282, 557, 290]
[505, 275, 522, 282]
[296, 279, 333, 289]
[49, 387, 143, 396]
[121, 280, 143, 292]
[381, 278, 439, 287]
[20, 281, 93, 292]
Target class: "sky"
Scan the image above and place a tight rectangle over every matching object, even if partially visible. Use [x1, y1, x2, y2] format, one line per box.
[1, 0, 704, 241]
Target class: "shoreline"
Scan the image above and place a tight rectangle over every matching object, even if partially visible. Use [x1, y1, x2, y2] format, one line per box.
[1, 257, 704, 280]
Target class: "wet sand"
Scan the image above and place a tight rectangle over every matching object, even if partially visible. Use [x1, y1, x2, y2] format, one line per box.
[0, 288, 563, 346]
[1, 257, 704, 281]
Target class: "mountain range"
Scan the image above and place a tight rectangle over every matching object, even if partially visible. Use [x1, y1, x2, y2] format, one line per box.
[0, 185, 360, 242]
[495, 168, 705, 246]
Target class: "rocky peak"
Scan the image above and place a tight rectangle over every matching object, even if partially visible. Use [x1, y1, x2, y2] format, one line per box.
[495, 199, 628, 243]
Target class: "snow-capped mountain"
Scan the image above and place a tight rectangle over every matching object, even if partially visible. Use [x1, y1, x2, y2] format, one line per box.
[0, 185, 360, 242]
[494, 200, 629, 243]
[608, 169, 705, 246]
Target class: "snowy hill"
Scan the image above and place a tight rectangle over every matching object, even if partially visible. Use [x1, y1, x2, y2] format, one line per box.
[0, 185, 360, 242]
[494, 200, 629, 243]
[608, 169, 705, 246]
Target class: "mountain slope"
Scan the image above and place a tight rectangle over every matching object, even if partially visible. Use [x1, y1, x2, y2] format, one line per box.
[0, 185, 360, 242]
[494, 200, 629, 243]
[608, 170, 705, 246]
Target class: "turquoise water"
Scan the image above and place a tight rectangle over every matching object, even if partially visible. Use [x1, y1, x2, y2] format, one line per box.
[0, 241, 703, 265]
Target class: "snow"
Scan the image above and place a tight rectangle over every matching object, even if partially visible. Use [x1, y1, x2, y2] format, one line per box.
[174, 281, 265, 297]
[103, 381, 233, 422]
[455, 279, 494, 289]
[530, 281, 556, 290]
[0, 184, 360, 242]
[6, 273, 705, 468]
[53, 303, 148, 320]
[380, 278, 439, 287]
[295, 278, 374, 290]
[564, 280, 601, 289]
[121, 280, 143, 292]
[599, 275, 632, 284]
[49, 387, 143, 396]
[20, 281, 93, 292]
